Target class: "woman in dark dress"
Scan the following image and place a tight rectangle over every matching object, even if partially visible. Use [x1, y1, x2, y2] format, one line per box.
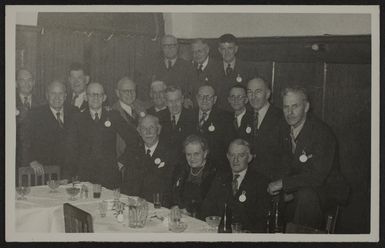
[171, 134, 217, 220]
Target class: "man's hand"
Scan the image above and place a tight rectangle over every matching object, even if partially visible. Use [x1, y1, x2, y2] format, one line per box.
[183, 98, 194, 109]
[30, 161, 45, 176]
[267, 179, 283, 196]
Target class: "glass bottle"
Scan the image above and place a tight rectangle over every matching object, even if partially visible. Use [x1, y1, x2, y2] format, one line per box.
[218, 203, 232, 233]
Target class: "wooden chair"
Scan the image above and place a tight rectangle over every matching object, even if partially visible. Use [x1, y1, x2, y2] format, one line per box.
[63, 203, 94, 233]
[18, 165, 61, 186]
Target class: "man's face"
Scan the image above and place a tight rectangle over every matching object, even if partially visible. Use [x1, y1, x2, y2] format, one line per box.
[16, 70, 35, 95]
[218, 42, 238, 63]
[196, 86, 217, 113]
[283, 91, 309, 128]
[185, 142, 208, 168]
[86, 84, 106, 110]
[192, 42, 209, 64]
[47, 83, 66, 111]
[247, 79, 271, 111]
[162, 36, 178, 60]
[150, 83, 167, 108]
[138, 117, 161, 147]
[166, 90, 184, 116]
[228, 87, 248, 112]
[227, 143, 252, 173]
[69, 70, 89, 95]
[116, 79, 136, 106]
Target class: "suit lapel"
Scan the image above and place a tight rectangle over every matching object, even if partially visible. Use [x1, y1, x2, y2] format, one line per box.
[293, 118, 312, 157]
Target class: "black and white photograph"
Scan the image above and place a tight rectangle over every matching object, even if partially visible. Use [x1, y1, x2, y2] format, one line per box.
[4, 5, 380, 242]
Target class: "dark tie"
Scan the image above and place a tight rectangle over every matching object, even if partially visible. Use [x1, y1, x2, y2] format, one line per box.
[253, 110, 259, 137]
[94, 112, 100, 123]
[23, 96, 30, 110]
[233, 115, 238, 130]
[146, 149, 151, 157]
[197, 64, 203, 73]
[56, 112, 64, 128]
[71, 94, 79, 106]
[232, 174, 240, 196]
[167, 60, 173, 70]
[290, 129, 297, 154]
[199, 112, 207, 128]
[226, 63, 232, 77]
[171, 115, 177, 130]
[125, 110, 137, 126]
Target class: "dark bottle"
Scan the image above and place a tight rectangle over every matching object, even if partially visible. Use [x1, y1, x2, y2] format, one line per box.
[271, 192, 286, 233]
[218, 203, 232, 233]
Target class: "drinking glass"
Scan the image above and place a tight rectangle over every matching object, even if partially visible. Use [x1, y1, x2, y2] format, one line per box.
[47, 180, 60, 193]
[153, 192, 162, 209]
[205, 216, 222, 232]
[98, 200, 108, 217]
[66, 187, 80, 201]
[16, 186, 31, 200]
[93, 184, 102, 198]
[169, 207, 187, 232]
[128, 197, 148, 228]
[231, 222, 243, 233]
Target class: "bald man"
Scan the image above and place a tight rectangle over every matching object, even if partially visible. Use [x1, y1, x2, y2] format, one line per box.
[151, 34, 195, 108]
[66, 83, 140, 189]
[21, 81, 78, 180]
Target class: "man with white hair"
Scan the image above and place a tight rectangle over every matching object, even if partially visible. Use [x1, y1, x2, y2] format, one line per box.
[147, 80, 169, 124]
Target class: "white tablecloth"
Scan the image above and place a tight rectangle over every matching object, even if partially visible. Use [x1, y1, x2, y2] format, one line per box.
[15, 183, 210, 233]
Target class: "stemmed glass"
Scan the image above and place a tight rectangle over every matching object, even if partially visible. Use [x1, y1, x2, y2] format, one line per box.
[66, 177, 80, 201]
[47, 180, 60, 193]
[16, 186, 31, 200]
[205, 216, 222, 232]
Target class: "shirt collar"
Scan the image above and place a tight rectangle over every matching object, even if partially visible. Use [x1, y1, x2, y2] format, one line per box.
[254, 102, 270, 128]
[233, 167, 247, 187]
[199, 57, 209, 70]
[235, 108, 247, 127]
[223, 58, 236, 71]
[73, 91, 86, 99]
[171, 112, 182, 123]
[119, 101, 133, 116]
[19, 93, 31, 103]
[154, 106, 167, 112]
[49, 106, 64, 119]
[199, 109, 211, 120]
[89, 108, 102, 120]
[164, 57, 177, 67]
[145, 140, 159, 157]
[291, 118, 306, 139]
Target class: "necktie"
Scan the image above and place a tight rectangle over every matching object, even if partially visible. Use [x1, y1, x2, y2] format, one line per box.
[56, 112, 64, 128]
[94, 112, 100, 123]
[232, 174, 240, 196]
[233, 115, 238, 130]
[71, 94, 79, 106]
[253, 110, 259, 137]
[146, 149, 151, 157]
[171, 115, 177, 130]
[23, 96, 30, 110]
[199, 112, 207, 128]
[197, 64, 203, 73]
[290, 128, 297, 154]
[226, 63, 232, 77]
[167, 60, 173, 70]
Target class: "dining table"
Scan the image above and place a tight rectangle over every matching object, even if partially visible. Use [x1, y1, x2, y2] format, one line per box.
[15, 182, 211, 233]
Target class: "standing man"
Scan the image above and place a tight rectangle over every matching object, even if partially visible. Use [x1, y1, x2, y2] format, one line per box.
[22, 80, 77, 177]
[190, 38, 222, 99]
[151, 34, 194, 108]
[217, 33, 258, 111]
[67, 62, 90, 112]
[146, 80, 169, 124]
[193, 85, 233, 173]
[246, 77, 286, 181]
[267, 87, 349, 229]
[66, 83, 137, 189]
[201, 139, 270, 233]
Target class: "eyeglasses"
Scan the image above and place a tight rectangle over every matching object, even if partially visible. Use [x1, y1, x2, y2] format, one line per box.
[87, 93, 104, 98]
[197, 94, 215, 101]
[119, 89, 135, 95]
[162, 44, 178, 49]
[247, 89, 262, 96]
[228, 95, 246, 101]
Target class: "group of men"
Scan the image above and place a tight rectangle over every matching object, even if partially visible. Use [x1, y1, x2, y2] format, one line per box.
[15, 33, 348, 232]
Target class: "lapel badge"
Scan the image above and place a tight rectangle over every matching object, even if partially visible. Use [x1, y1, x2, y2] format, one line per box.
[139, 112, 146, 118]
[158, 161, 165, 168]
[245, 126, 252, 134]
[236, 74, 242, 83]
[239, 190, 246, 202]
[154, 158, 161, 165]
[299, 150, 313, 163]
[104, 119, 111, 127]
[208, 123, 215, 132]
[205, 77, 209, 82]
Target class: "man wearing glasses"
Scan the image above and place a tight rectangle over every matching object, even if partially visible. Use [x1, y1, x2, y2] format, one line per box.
[151, 34, 194, 108]
[246, 77, 286, 181]
[193, 85, 233, 173]
[66, 82, 139, 189]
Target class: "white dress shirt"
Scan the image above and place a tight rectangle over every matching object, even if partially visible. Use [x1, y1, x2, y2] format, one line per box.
[119, 101, 133, 117]
[233, 168, 247, 191]
[145, 140, 159, 157]
[255, 102, 270, 129]
[90, 108, 102, 120]
[50, 107, 64, 123]
[73, 91, 86, 109]
[235, 108, 247, 128]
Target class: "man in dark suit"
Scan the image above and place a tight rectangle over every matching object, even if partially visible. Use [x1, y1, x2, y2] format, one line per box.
[267, 86, 349, 229]
[16, 69, 43, 170]
[66, 83, 138, 189]
[22, 80, 77, 177]
[161, 85, 195, 156]
[146, 80, 169, 124]
[217, 34, 258, 111]
[123, 115, 177, 207]
[190, 38, 223, 101]
[67, 62, 90, 112]
[201, 139, 270, 232]
[247, 77, 286, 181]
[151, 35, 194, 108]
[193, 85, 234, 173]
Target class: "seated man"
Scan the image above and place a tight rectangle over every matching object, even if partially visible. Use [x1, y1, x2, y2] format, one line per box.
[201, 139, 270, 233]
[267, 86, 349, 230]
[22, 80, 77, 177]
[146, 80, 169, 124]
[171, 134, 216, 219]
[123, 115, 177, 207]
[66, 82, 138, 189]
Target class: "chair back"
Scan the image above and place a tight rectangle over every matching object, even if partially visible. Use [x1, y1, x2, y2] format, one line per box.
[18, 165, 61, 186]
[63, 203, 94, 233]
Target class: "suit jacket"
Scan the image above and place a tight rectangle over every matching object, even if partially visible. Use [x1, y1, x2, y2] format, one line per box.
[22, 104, 77, 171]
[66, 108, 139, 189]
[216, 59, 258, 111]
[152, 58, 195, 98]
[201, 168, 270, 232]
[146, 106, 169, 125]
[231, 107, 254, 144]
[171, 159, 217, 219]
[192, 108, 235, 173]
[282, 114, 350, 205]
[122, 139, 177, 208]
